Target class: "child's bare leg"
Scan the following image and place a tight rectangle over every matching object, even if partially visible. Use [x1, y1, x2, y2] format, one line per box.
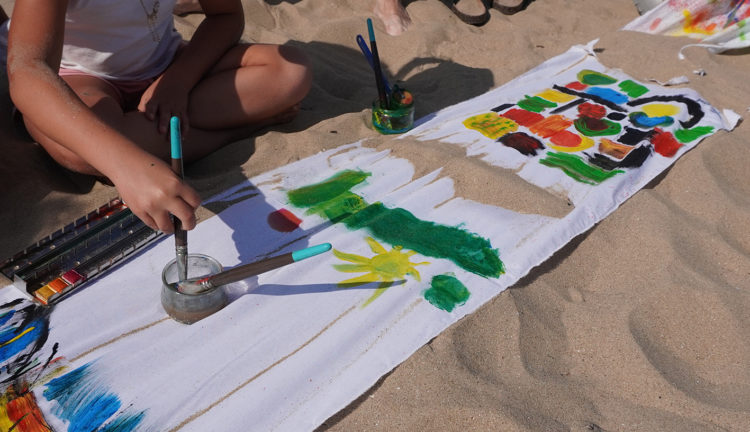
[186, 43, 312, 130]
[22, 77, 243, 176]
[374, 0, 411, 36]
[23, 44, 311, 176]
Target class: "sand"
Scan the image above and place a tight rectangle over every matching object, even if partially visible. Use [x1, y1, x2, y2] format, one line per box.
[1, 0, 749, 430]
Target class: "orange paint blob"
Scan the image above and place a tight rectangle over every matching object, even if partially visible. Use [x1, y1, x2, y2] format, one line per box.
[529, 115, 573, 138]
[5, 390, 51, 432]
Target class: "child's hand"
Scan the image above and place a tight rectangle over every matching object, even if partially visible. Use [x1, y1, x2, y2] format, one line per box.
[138, 75, 191, 137]
[110, 153, 201, 233]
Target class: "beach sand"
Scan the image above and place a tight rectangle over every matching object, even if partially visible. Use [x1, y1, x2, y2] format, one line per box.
[1, 0, 749, 430]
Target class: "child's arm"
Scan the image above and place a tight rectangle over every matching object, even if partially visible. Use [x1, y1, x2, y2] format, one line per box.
[139, 0, 245, 134]
[7, 0, 201, 233]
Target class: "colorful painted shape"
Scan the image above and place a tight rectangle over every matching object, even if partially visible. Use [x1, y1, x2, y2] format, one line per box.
[501, 108, 545, 127]
[585, 87, 629, 105]
[650, 128, 683, 157]
[267, 208, 303, 232]
[498, 132, 545, 156]
[424, 274, 470, 312]
[462, 113, 518, 140]
[517, 95, 557, 113]
[629, 111, 675, 128]
[333, 237, 429, 305]
[674, 126, 714, 143]
[599, 138, 635, 159]
[548, 131, 594, 152]
[574, 116, 622, 136]
[535, 89, 577, 103]
[1, 387, 52, 432]
[577, 69, 617, 85]
[618, 80, 649, 98]
[528, 115, 573, 138]
[43, 363, 144, 432]
[540, 152, 624, 185]
[288, 171, 505, 278]
[577, 102, 607, 119]
[617, 127, 655, 145]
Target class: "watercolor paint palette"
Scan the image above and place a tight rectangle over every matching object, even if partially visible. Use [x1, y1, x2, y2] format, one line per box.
[0, 198, 162, 305]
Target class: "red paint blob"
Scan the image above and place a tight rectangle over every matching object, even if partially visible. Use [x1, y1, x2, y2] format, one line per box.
[565, 81, 588, 91]
[649, 17, 662, 32]
[501, 108, 544, 127]
[577, 102, 607, 119]
[267, 208, 303, 232]
[651, 128, 683, 158]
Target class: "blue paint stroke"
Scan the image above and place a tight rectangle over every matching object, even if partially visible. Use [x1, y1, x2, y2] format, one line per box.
[0, 317, 45, 362]
[585, 87, 629, 105]
[629, 112, 674, 128]
[0, 309, 16, 326]
[99, 412, 146, 432]
[44, 363, 144, 432]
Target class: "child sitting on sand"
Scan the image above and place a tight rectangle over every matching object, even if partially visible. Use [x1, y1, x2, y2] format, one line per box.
[3, 0, 312, 233]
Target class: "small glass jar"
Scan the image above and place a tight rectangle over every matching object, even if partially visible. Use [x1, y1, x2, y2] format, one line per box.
[371, 99, 415, 134]
[161, 254, 227, 324]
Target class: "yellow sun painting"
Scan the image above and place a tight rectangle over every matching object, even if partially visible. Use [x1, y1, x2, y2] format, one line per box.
[333, 237, 430, 306]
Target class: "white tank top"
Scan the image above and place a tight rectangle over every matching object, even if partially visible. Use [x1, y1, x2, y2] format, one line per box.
[62, 0, 182, 80]
[0, 0, 182, 81]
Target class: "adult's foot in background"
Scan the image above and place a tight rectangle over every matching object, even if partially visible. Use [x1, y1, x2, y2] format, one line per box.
[374, 0, 412, 36]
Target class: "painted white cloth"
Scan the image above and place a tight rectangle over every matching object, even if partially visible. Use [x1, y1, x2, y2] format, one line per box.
[622, 0, 750, 58]
[0, 42, 740, 431]
[0, 0, 181, 81]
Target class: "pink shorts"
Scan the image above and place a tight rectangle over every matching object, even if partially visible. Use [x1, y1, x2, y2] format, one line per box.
[58, 68, 156, 109]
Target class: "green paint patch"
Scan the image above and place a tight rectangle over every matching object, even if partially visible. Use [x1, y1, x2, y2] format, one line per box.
[287, 172, 505, 278]
[517, 96, 557, 113]
[574, 117, 622, 137]
[540, 152, 624, 185]
[674, 126, 715, 143]
[424, 274, 470, 312]
[618, 80, 649, 98]
[287, 170, 369, 207]
[577, 69, 617, 85]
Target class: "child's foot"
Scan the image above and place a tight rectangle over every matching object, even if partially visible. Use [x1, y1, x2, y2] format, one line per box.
[173, 0, 203, 16]
[374, 0, 412, 36]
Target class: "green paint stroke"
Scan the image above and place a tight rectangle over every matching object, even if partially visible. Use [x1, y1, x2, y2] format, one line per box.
[540, 152, 624, 185]
[517, 95, 557, 113]
[573, 117, 622, 137]
[618, 80, 649, 98]
[674, 126, 714, 143]
[577, 69, 617, 85]
[288, 170, 370, 207]
[424, 274, 470, 312]
[287, 170, 505, 278]
[738, 19, 746, 41]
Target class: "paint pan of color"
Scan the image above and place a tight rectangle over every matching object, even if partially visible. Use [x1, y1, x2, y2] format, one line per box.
[161, 254, 227, 324]
[371, 92, 415, 134]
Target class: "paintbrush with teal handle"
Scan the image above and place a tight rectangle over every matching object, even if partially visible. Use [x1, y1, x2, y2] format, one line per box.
[170, 116, 188, 281]
[173, 243, 332, 294]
